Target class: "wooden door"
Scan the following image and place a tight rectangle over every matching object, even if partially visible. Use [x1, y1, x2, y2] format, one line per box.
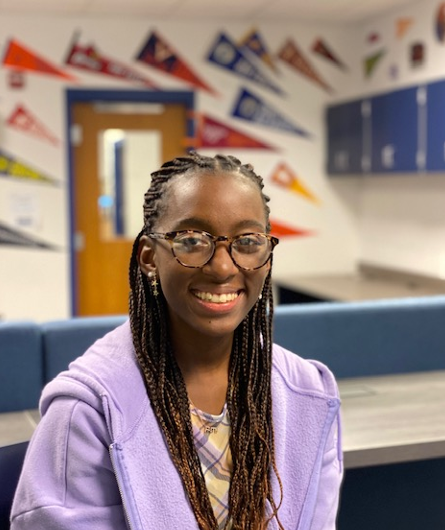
[72, 102, 187, 316]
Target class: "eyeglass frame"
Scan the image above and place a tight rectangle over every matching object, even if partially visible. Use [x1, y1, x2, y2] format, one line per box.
[147, 230, 279, 271]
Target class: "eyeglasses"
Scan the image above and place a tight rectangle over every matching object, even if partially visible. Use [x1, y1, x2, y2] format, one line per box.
[147, 230, 279, 270]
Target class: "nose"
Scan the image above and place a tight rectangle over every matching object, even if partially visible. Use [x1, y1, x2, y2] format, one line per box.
[202, 241, 238, 279]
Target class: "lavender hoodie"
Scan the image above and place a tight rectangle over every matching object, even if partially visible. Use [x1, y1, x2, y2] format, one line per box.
[11, 321, 342, 530]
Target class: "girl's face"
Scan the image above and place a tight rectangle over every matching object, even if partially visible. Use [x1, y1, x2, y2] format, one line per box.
[139, 171, 270, 343]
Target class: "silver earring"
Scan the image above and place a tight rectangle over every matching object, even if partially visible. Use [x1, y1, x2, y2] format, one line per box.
[147, 271, 158, 297]
[258, 293, 263, 300]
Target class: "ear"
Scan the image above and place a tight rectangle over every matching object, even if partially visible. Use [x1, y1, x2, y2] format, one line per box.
[137, 235, 157, 276]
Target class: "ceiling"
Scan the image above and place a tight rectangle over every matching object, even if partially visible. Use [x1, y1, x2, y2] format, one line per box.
[0, 0, 418, 23]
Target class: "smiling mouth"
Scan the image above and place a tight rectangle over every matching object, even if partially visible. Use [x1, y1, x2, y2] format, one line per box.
[193, 291, 240, 304]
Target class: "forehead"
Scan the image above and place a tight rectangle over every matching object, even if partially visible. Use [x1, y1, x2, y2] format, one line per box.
[158, 171, 266, 231]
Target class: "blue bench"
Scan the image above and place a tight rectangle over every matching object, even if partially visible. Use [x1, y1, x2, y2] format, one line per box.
[272, 295, 445, 530]
[0, 321, 43, 413]
[0, 441, 29, 530]
[41, 315, 127, 383]
[2, 296, 445, 529]
[0, 316, 126, 413]
[2, 295, 445, 412]
[273, 295, 445, 378]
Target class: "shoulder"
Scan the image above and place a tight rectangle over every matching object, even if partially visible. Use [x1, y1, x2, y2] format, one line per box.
[41, 320, 148, 439]
[272, 342, 339, 399]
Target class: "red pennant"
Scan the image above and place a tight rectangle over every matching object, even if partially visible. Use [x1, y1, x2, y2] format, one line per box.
[194, 114, 277, 150]
[312, 39, 347, 71]
[270, 219, 313, 238]
[278, 39, 332, 93]
[7, 104, 59, 146]
[66, 38, 156, 88]
[367, 32, 380, 43]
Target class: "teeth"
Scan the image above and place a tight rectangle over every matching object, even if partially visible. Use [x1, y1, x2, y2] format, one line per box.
[194, 291, 239, 303]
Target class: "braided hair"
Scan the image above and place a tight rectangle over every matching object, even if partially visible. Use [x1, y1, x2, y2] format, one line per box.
[128, 152, 284, 529]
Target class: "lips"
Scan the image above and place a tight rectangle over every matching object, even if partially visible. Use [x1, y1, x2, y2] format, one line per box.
[192, 290, 240, 304]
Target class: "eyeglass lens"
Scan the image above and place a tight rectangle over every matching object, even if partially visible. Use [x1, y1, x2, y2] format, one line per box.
[171, 232, 272, 269]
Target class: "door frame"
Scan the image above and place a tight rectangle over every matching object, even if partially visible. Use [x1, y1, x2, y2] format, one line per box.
[65, 88, 195, 316]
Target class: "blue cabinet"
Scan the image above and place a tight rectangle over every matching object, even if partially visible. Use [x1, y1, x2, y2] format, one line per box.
[326, 85, 429, 176]
[327, 99, 366, 174]
[370, 87, 421, 173]
[426, 80, 445, 171]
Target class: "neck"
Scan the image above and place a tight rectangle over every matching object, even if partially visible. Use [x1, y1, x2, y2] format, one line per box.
[172, 332, 233, 414]
[172, 332, 233, 374]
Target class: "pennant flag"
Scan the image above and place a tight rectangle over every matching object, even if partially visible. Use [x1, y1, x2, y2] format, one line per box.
[6, 104, 59, 146]
[311, 38, 347, 71]
[364, 50, 385, 77]
[0, 221, 56, 249]
[136, 31, 216, 94]
[410, 42, 425, 68]
[389, 63, 399, 80]
[270, 163, 319, 204]
[193, 114, 277, 150]
[367, 32, 380, 43]
[207, 32, 284, 95]
[65, 35, 156, 88]
[2, 39, 76, 81]
[436, 3, 445, 42]
[270, 218, 313, 238]
[231, 88, 311, 138]
[396, 18, 414, 39]
[239, 28, 278, 73]
[0, 149, 60, 186]
[277, 39, 332, 93]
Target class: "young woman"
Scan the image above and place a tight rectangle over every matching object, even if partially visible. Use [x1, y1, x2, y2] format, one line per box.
[11, 152, 342, 529]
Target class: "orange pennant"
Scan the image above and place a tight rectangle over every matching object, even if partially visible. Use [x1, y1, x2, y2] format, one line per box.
[3, 39, 76, 80]
[396, 18, 414, 39]
[271, 163, 319, 204]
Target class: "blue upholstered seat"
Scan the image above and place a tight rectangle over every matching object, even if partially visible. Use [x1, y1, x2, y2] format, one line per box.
[273, 295, 445, 378]
[0, 322, 43, 412]
[41, 315, 127, 383]
[0, 441, 28, 530]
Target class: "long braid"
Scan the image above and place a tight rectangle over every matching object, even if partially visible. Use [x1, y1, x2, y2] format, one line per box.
[128, 152, 284, 529]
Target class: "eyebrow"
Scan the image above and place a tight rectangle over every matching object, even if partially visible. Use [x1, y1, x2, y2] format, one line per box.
[173, 217, 266, 232]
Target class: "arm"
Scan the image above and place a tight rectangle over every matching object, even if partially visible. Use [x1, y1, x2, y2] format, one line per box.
[10, 397, 127, 529]
[310, 412, 343, 530]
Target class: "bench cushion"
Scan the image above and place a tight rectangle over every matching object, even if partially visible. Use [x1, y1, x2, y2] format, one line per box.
[273, 296, 445, 378]
[41, 316, 127, 383]
[0, 322, 42, 412]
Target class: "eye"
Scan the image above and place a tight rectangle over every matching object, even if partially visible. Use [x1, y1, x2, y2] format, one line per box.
[174, 233, 210, 253]
[234, 234, 265, 254]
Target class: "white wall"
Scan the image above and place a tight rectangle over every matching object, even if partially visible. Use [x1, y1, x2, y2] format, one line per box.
[7, 1, 445, 319]
[340, 0, 445, 278]
[0, 14, 361, 320]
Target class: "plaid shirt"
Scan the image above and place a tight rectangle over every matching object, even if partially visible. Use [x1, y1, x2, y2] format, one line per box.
[190, 403, 232, 529]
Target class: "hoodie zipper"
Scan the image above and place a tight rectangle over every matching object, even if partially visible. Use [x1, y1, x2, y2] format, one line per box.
[109, 443, 137, 530]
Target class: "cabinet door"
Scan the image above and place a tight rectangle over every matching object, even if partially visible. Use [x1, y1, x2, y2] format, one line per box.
[426, 80, 445, 171]
[327, 100, 365, 175]
[370, 87, 419, 173]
